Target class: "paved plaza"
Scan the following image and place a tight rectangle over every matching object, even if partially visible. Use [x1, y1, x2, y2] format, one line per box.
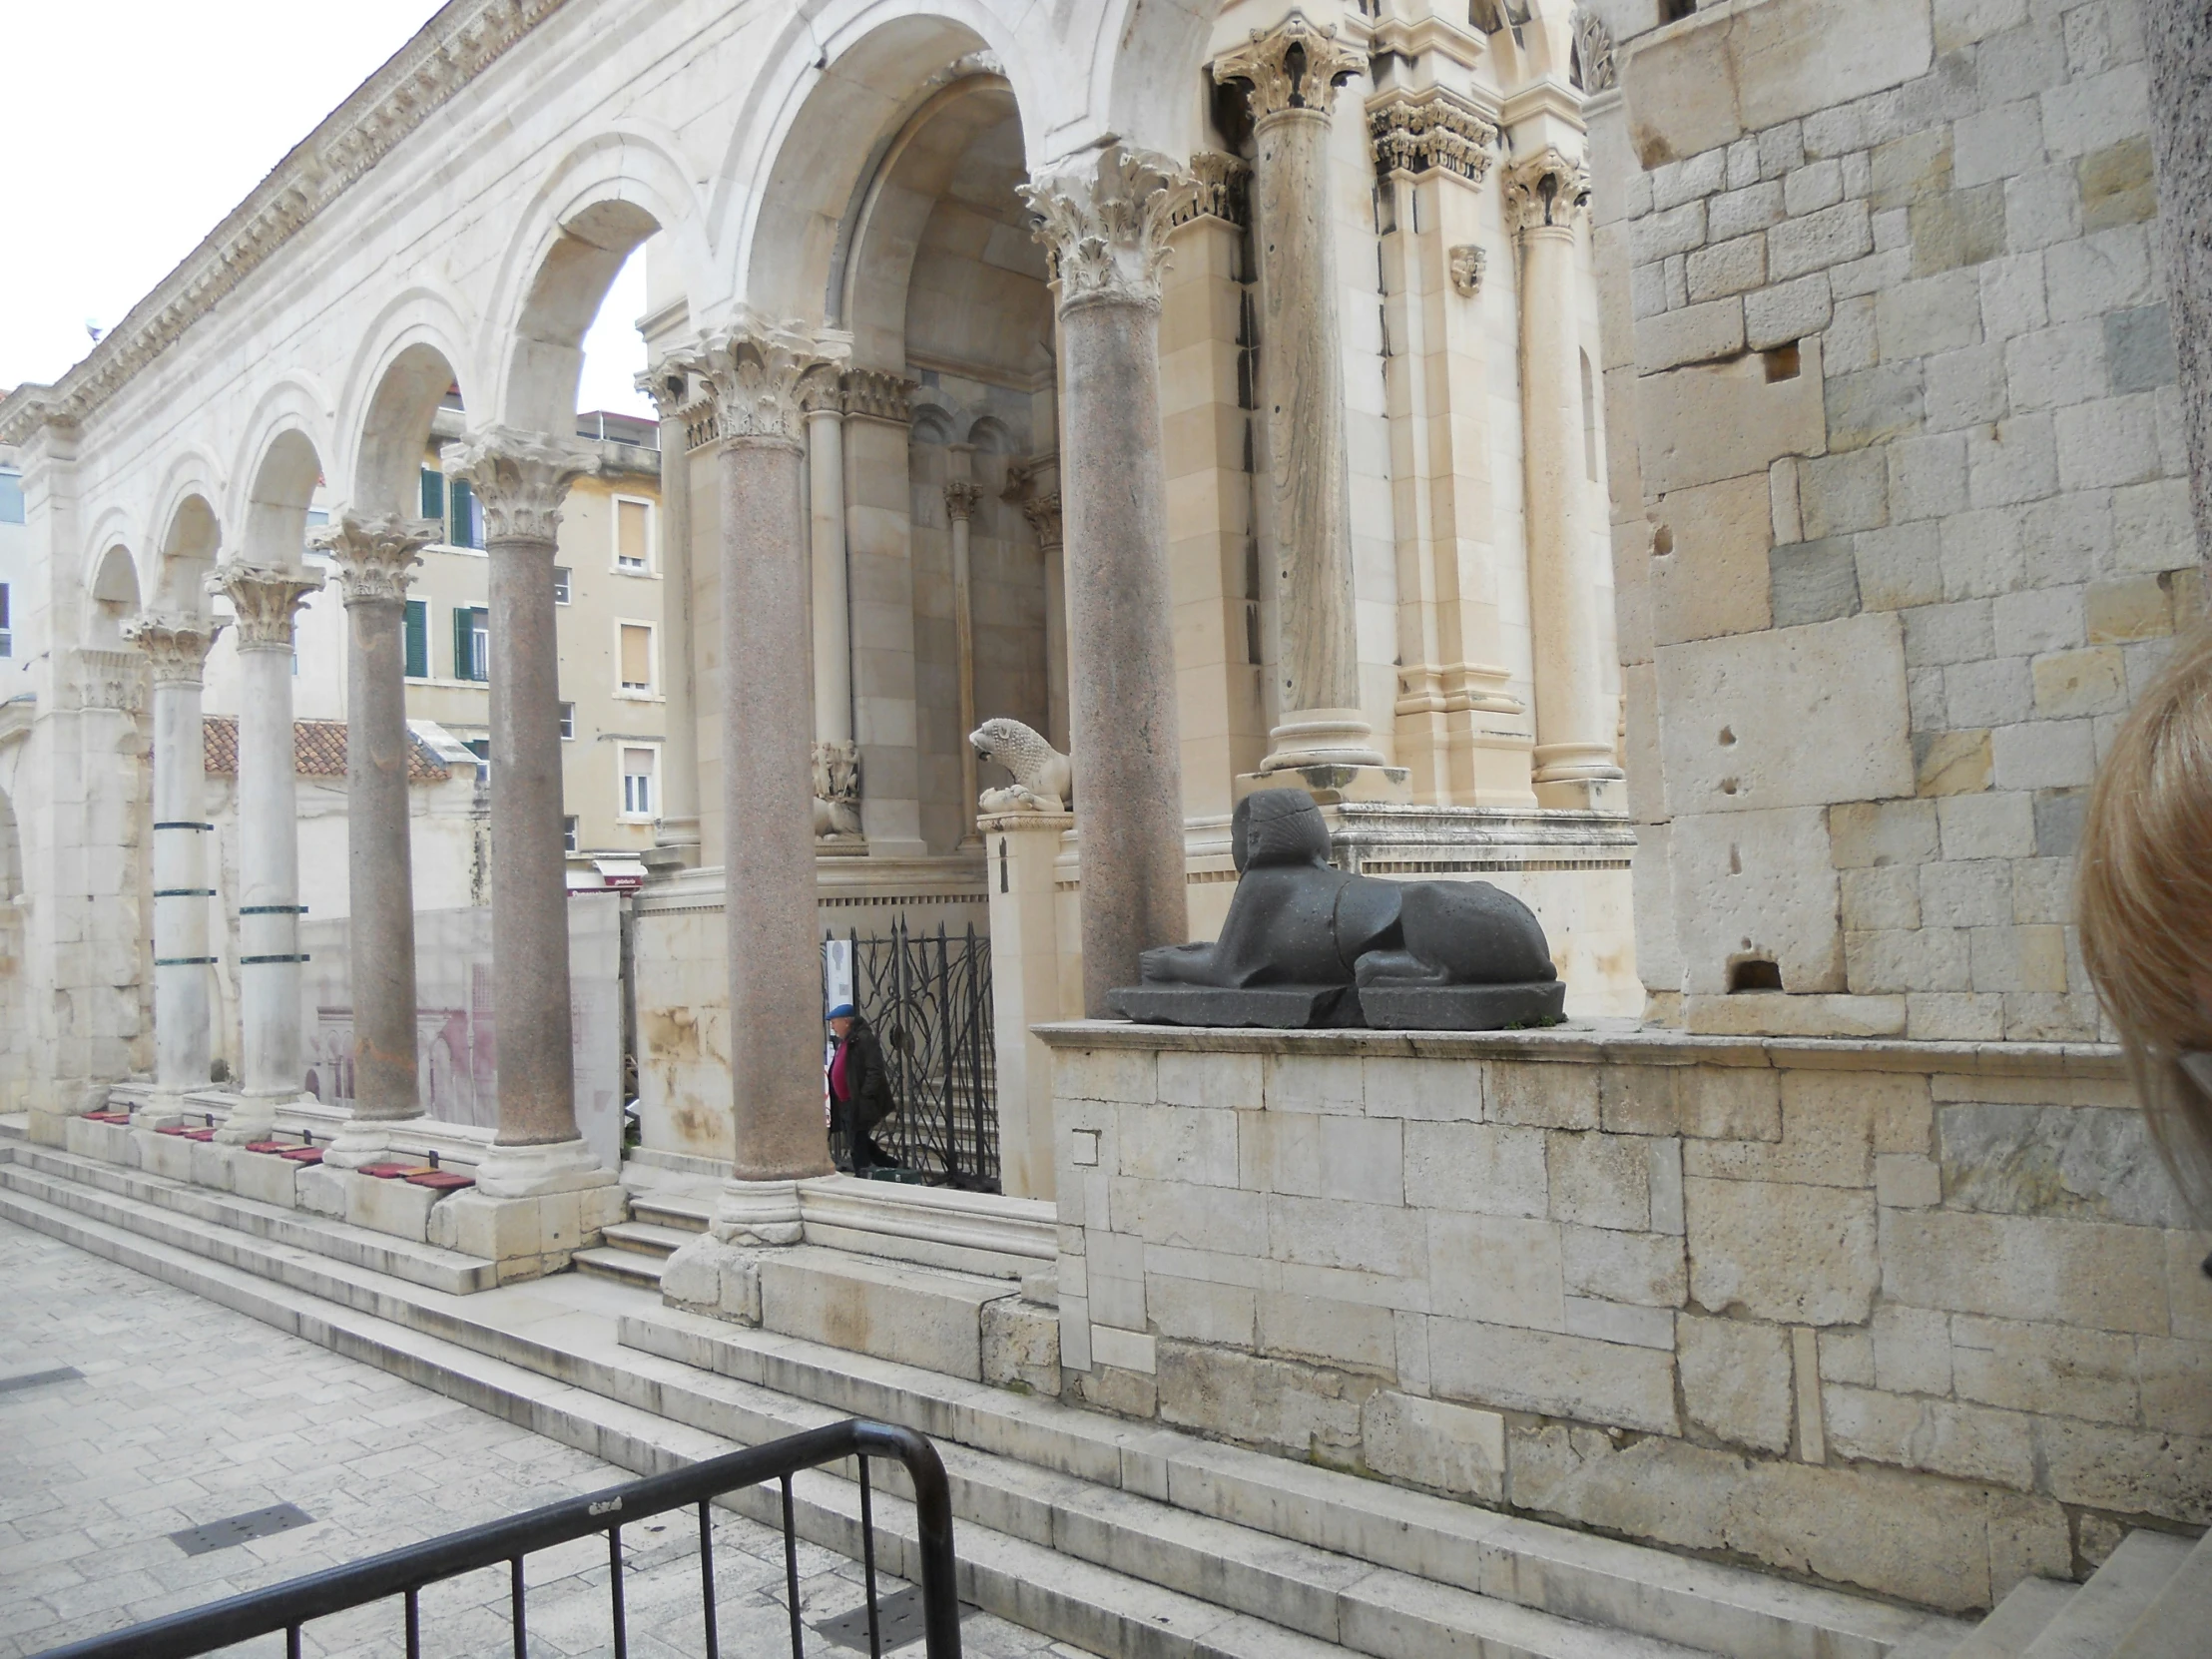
[0, 1220, 1099, 1658]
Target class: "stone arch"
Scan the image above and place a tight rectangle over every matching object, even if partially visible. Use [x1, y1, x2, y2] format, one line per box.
[965, 413, 1016, 452]
[151, 480, 223, 616]
[239, 427, 325, 571]
[230, 379, 333, 563]
[86, 542, 144, 650]
[484, 126, 712, 432]
[1087, 0, 1219, 162]
[336, 288, 476, 517]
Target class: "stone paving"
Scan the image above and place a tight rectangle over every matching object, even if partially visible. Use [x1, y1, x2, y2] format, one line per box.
[0, 1219, 1098, 1658]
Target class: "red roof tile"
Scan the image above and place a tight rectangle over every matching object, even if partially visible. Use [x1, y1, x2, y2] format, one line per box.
[202, 717, 450, 783]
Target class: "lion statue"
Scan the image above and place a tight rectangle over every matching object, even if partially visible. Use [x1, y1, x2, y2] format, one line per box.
[969, 718, 1072, 813]
[812, 740, 862, 837]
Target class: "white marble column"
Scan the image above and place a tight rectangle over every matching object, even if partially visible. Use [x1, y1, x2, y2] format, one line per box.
[1215, 13, 1394, 783]
[444, 428, 618, 1197]
[1022, 146, 1197, 1013]
[944, 452, 983, 847]
[675, 319, 845, 1244]
[1506, 148, 1624, 811]
[208, 563, 323, 1142]
[805, 374, 862, 842]
[315, 513, 436, 1166]
[640, 366, 704, 862]
[122, 613, 224, 1105]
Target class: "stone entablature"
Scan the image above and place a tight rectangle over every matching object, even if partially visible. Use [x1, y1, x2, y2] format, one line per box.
[1369, 86, 1500, 184]
[1039, 1022, 2205, 1613]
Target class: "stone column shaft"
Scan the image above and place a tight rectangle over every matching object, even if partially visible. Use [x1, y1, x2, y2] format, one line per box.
[642, 370, 704, 858]
[808, 403, 853, 747]
[1508, 151, 1623, 809]
[946, 459, 982, 846]
[1217, 13, 1385, 772]
[1023, 146, 1197, 1013]
[210, 563, 323, 1141]
[126, 615, 223, 1102]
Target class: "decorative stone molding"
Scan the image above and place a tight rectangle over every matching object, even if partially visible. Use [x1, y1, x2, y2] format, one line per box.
[840, 369, 915, 424]
[798, 364, 845, 417]
[1370, 86, 1500, 184]
[1212, 12, 1369, 121]
[812, 739, 862, 839]
[0, 0, 571, 447]
[942, 479, 983, 523]
[1005, 455, 1064, 549]
[1172, 152, 1252, 231]
[1019, 491, 1063, 550]
[1021, 144, 1201, 312]
[209, 562, 325, 651]
[121, 613, 225, 686]
[312, 511, 436, 606]
[1503, 147, 1592, 233]
[1449, 245, 1488, 296]
[1572, 6, 1618, 93]
[73, 648, 145, 714]
[441, 426, 598, 543]
[634, 361, 693, 422]
[667, 316, 849, 446]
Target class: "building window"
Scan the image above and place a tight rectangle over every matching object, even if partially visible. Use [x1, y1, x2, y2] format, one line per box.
[0, 584, 12, 658]
[563, 815, 580, 853]
[403, 599, 428, 679]
[464, 737, 490, 784]
[0, 469, 23, 524]
[1659, 0, 1697, 20]
[454, 606, 490, 681]
[618, 623, 654, 695]
[553, 566, 572, 604]
[615, 497, 653, 573]
[621, 748, 657, 820]
[419, 465, 445, 523]
[449, 477, 483, 550]
[559, 702, 576, 740]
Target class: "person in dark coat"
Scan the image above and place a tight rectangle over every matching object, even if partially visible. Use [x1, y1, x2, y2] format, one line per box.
[826, 1002, 897, 1173]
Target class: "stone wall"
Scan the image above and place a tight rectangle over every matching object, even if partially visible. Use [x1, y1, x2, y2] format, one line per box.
[1589, 0, 2196, 1040]
[1039, 1023, 2212, 1613]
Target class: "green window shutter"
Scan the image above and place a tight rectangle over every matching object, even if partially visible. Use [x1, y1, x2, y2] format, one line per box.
[453, 605, 473, 680]
[419, 467, 445, 522]
[450, 477, 478, 549]
[403, 600, 427, 679]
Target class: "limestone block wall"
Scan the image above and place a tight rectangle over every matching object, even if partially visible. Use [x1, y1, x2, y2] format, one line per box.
[1590, 0, 2194, 1041]
[1040, 1024, 2212, 1613]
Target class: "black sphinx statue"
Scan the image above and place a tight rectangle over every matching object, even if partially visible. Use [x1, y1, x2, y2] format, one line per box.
[1111, 788, 1567, 1030]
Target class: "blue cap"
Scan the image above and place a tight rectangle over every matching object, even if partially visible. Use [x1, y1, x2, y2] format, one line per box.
[826, 1002, 857, 1020]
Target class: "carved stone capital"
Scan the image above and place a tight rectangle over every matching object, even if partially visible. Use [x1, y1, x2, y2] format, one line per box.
[1172, 152, 1252, 231]
[72, 648, 145, 714]
[122, 612, 224, 685]
[441, 426, 598, 544]
[311, 510, 436, 606]
[209, 562, 325, 650]
[799, 364, 845, 417]
[1503, 147, 1591, 234]
[667, 315, 849, 446]
[1213, 12, 1368, 122]
[840, 369, 916, 424]
[1020, 491, 1063, 550]
[942, 480, 984, 523]
[634, 360, 694, 422]
[1004, 454, 1063, 549]
[1022, 144, 1201, 312]
[1449, 245, 1488, 296]
[1370, 86, 1499, 184]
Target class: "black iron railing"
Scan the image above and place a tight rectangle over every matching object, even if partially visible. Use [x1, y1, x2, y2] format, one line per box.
[829, 921, 996, 1192]
[35, 1419, 961, 1659]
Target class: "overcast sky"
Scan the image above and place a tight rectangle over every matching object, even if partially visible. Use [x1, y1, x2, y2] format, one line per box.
[1, 1, 653, 418]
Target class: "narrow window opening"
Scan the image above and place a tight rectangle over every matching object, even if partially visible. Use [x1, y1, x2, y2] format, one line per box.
[1763, 342, 1801, 381]
[1729, 958, 1783, 993]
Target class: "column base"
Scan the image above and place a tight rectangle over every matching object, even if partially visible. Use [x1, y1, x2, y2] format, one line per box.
[213, 1092, 301, 1145]
[475, 1136, 622, 1200]
[1532, 743, 1626, 814]
[708, 1177, 805, 1247]
[1533, 777, 1626, 812]
[323, 1115, 426, 1171]
[1258, 707, 1390, 772]
[1237, 762, 1411, 807]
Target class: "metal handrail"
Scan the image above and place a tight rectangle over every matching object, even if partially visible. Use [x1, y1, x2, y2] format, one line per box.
[35, 1418, 961, 1659]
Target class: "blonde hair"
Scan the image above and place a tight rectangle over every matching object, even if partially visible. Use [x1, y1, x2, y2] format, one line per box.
[2078, 619, 2212, 1211]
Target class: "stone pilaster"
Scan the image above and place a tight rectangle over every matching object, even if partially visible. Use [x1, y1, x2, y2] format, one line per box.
[669, 317, 846, 1242]
[945, 459, 984, 846]
[122, 612, 224, 1106]
[803, 367, 861, 847]
[1021, 145, 1196, 1013]
[639, 363, 704, 864]
[1504, 148, 1623, 811]
[314, 512, 434, 1163]
[1216, 15, 1403, 795]
[207, 562, 323, 1142]
[1006, 457, 1068, 753]
[442, 427, 616, 1197]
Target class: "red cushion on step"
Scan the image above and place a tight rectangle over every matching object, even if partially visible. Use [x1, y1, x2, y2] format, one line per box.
[184, 1129, 220, 1142]
[405, 1170, 474, 1191]
[355, 1162, 424, 1179]
[277, 1147, 325, 1164]
[86, 1112, 131, 1124]
[155, 1125, 193, 1136]
[245, 1141, 292, 1155]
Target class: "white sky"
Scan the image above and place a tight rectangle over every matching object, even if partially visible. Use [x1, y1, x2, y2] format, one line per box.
[0, 1, 654, 419]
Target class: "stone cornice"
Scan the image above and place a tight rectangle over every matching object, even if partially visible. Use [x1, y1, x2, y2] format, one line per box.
[1370, 86, 1500, 184]
[0, 0, 573, 447]
[840, 369, 917, 424]
[210, 562, 326, 650]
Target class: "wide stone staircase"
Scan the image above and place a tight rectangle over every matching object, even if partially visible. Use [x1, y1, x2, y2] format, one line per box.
[3, 1129, 2201, 1659]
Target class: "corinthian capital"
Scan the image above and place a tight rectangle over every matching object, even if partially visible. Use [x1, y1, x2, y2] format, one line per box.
[1021, 144, 1201, 311]
[441, 426, 598, 543]
[209, 561, 325, 650]
[1370, 87, 1498, 184]
[1213, 12, 1368, 120]
[667, 314, 849, 446]
[943, 480, 983, 523]
[1503, 147, 1591, 234]
[312, 510, 436, 606]
[122, 612, 225, 685]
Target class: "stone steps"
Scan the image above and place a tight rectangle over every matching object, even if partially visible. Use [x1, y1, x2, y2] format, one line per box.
[1946, 1579, 2078, 1659]
[2015, 1532, 2194, 1659]
[0, 1144, 1974, 1659]
[602, 1219, 697, 1257]
[573, 1243, 667, 1288]
[2111, 1530, 2212, 1657]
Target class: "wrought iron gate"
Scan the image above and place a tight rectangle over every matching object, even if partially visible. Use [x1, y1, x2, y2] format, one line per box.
[826, 920, 997, 1192]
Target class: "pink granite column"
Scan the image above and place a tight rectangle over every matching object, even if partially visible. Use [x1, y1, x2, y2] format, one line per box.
[444, 428, 614, 1196]
[1022, 145, 1198, 1013]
